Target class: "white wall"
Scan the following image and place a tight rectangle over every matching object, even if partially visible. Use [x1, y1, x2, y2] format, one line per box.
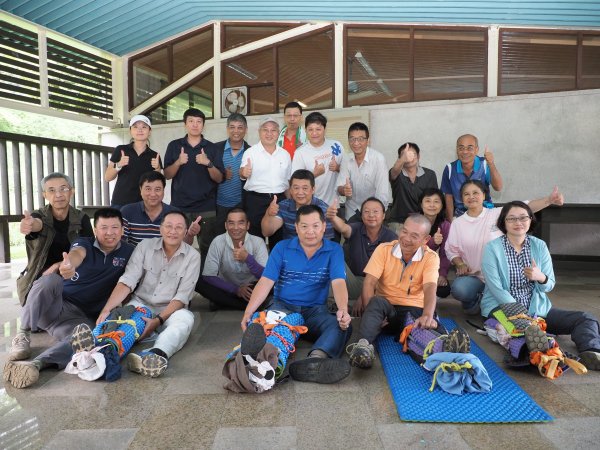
[101, 89, 600, 204]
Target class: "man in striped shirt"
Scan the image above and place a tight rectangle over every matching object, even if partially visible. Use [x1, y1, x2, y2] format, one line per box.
[120, 171, 200, 246]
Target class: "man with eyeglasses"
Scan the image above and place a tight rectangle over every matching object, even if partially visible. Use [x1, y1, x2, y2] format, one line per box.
[441, 134, 503, 220]
[277, 101, 306, 160]
[16, 172, 94, 305]
[240, 117, 291, 241]
[95, 210, 200, 378]
[336, 122, 389, 223]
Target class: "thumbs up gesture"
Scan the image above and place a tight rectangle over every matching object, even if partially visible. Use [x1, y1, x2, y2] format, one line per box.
[59, 251, 76, 279]
[483, 145, 494, 164]
[267, 195, 279, 216]
[343, 177, 352, 198]
[233, 240, 249, 262]
[151, 153, 161, 170]
[187, 216, 202, 237]
[178, 147, 189, 165]
[433, 227, 443, 245]
[313, 159, 325, 177]
[241, 159, 252, 179]
[328, 155, 340, 172]
[524, 258, 545, 282]
[196, 148, 210, 166]
[20, 209, 35, 235]
[118, 150, 130, 168]
[326, 198, 339, 220]
[548, 186, 564, 206]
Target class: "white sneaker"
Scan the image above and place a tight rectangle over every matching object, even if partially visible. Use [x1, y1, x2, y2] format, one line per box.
[8, 333, 31, 361]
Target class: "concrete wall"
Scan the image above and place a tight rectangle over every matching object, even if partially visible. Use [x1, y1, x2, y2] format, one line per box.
[101, 89, 600, 205]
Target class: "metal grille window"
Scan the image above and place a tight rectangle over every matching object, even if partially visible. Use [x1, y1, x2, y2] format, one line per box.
[222, 23, 298, 51]
[0, 20, 40, 105]
[47, 38, 113, 119]
[582, 34, 600, 90]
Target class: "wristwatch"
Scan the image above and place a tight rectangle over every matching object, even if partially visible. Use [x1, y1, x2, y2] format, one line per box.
[114, 163, 122, 171]
[206, 161, 214, 168]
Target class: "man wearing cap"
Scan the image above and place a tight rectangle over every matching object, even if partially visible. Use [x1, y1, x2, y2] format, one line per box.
[164, 108, 225, 267]
[277, 101, 306, 160]
[240, 117, 291, 241]
[105, 114, 162, 209]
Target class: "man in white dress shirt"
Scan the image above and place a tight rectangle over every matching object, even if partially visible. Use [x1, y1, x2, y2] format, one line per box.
[240, 117, 292, 240]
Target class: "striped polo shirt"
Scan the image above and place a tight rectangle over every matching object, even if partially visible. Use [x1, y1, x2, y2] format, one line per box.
[120, 201, 179, 246]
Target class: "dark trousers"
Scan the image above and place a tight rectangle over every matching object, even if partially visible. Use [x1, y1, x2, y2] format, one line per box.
[196, 281, 248, 311]
[359, 296, 445, 343]
[242, 190, 285, 246]
[546, 307, 600, 353]
[183, 211, 216, 272]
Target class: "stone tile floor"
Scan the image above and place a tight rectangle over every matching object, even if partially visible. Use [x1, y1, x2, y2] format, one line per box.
[1, 260, 599, 449]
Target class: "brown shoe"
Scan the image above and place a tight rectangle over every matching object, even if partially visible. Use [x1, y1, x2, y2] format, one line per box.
[7, 333, 31, 361]
[3, 360, 40, 388]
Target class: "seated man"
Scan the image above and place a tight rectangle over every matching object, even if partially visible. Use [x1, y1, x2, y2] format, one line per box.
[17, 172, 94, 305]
[347, 214, 444, 368]
[96, 211, 200, 378]
[441, 134, 503, 220]
[327, 197, 397, 315]
[120, 171, 200, 246]
[198, 208, 268, 311]
[261, 169, 335, 241]
[241, 205, 352, 384]
[4, 208, 133, 388]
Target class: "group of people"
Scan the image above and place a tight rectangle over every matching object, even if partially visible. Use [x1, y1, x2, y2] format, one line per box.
[4, 103, 600, 391]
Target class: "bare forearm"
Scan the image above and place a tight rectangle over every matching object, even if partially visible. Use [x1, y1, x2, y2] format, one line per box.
[261, 215, 281, 237]
[156, 299, 185, 320]
[489, 163, 503, 191]
[422, 283, 437, 317]
[331, 279, 349, 313]
[102, 282, 132, 313]
[362, 274, 378, 306]
[163, 163, 180, 180]
[208, 166, 223, 183]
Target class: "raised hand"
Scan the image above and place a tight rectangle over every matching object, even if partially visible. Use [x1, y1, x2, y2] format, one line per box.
[483, 145, 494, 164]
[266, 195, 279, 216]
[188, 216, 202, 237]
[151, 153, 161, 170]
[59, 251, 75, 279]
[548, 186, 564, 206]
[119, 150, 130, 168]
[326, 198, 339, 220]
[403, 144, 415, 163]
[178, 147, 189, 165]
[196, 148, 210, 166]
[328, 155, 340, 172]
[343, 177, 352, 198]
[20, 209, 34, 235]
[233, 241, 249, 262]
[433, 227, 443, 245]
[313, 159, 325, 177]
[241, 159, 252, 179]
[524, 258, 545, 282]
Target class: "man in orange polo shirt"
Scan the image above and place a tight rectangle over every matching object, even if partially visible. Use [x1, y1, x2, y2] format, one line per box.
[347, 214, 442, 368]
[276, 101, 306, 160]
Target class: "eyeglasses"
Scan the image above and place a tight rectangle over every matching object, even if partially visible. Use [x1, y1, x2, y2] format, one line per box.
[505, 216, 532, 223]
[457, 145, 476, 151]
[162, 224, 186, 233]
[44, 186, 72, 195]
[349, 137, 368, 143]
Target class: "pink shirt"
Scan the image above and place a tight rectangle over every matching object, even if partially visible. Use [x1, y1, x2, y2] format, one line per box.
[445, 207, 503, 281]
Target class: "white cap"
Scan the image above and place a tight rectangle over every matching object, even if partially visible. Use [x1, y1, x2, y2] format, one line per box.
[259, 116, 279, 128]
[129, 115, 151, 128]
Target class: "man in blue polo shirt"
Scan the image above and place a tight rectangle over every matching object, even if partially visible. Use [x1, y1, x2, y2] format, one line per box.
[441, 134, 503, 220]
[261, 169, 335, 241]
[164, 108, 225, 266]
[214, 113, 251, 235]
[241, 205, 352, 384]
[4, 208, 134, 388]
[121, 171, 200, 246]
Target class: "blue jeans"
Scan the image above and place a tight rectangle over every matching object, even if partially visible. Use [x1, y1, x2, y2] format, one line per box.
[451, 276, 484, 311]
[271, 300, 352, 358]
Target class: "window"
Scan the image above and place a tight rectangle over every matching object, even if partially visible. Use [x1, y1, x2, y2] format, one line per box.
[222, 23, 298, 51]
[582, 34, 600, 90]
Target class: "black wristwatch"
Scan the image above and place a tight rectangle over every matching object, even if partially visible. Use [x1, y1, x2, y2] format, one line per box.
[206, 161, 214, 168]
[155, 314, 165, 325]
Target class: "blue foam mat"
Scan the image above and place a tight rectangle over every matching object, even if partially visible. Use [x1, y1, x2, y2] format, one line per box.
[376, 318, 553, 423]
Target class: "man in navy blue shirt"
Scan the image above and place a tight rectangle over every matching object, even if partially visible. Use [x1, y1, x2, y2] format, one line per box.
[4, 208, 134, 388]
[164, 108, 224, 267]
[241, 205, 352, 384]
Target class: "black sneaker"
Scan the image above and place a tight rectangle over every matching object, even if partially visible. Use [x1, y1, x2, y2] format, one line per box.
[346, 339, 375, 369]
[443, 328, 471, 353]
[240, 323, 266, 360]
[289, 357, 351, 384]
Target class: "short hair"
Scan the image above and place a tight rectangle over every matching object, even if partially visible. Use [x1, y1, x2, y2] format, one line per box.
[41, 172, 73, 190]
[226, 207, 248, 222]
[459, 179, 488, 197]
[139, 171, 166, 188]
[284, 101, 303, 114]
[296, 204, 325, 224]
[404, 214, 432, 236]
[227, 113, 247, 127]
[348, 122, 369, 139]
[290, 169, 315, 188]
[496, 201, 537, 235]
[457, 134, 479, 147]
[94, 207, 123, 226]
[161, 210, 189, 228]
[183, 108, 205, 123]
[360, 197, 385, 213]
[305, 111, 327, 129]
[418, 188, 446, 234]
[397, 142, 420, 157]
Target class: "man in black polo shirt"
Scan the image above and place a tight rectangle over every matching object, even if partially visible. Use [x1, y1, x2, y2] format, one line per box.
[164, 108, 224, 266]
[4, 208, 134, 388]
